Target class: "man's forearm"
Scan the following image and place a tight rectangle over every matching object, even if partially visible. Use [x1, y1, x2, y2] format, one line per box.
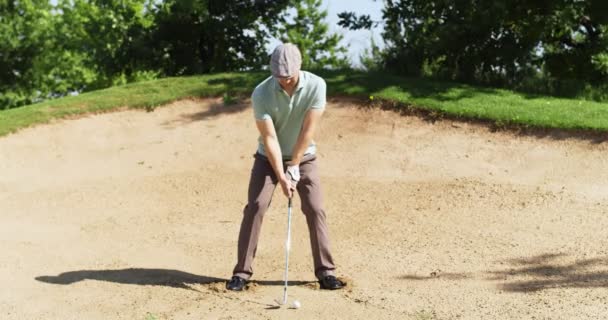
[263, 136, 286, 180]
[290, 130, 314, 165]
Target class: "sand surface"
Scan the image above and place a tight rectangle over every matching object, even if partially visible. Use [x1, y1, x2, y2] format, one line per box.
[1, 97, 607, 319]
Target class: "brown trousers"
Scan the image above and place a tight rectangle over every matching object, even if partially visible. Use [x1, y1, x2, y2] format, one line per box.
[232, 153, 336, 280]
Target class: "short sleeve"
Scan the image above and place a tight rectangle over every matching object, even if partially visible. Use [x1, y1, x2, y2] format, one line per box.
[252, 89, 271, 121]
[310, 78, 326, 110]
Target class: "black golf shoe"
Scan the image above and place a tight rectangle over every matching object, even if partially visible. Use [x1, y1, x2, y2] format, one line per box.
[319, 275, 345, 290]
[226, 276, 247, 291]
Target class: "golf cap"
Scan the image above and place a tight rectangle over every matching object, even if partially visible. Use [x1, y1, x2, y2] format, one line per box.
[270, 43, 302, 78]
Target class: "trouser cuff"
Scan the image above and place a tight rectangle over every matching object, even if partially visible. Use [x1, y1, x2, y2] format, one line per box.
[233, 272, 252, 280]
[316, 269, 336, 280]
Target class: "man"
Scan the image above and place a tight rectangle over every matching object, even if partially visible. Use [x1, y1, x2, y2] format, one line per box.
[226, 43, 345, 291]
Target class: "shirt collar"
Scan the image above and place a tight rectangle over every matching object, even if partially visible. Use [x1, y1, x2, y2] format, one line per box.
[273, 71, 305, 92]
[295, 71, 306, 91]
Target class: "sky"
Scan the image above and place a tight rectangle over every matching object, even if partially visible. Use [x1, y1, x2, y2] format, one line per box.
[321, 0, 385, 66]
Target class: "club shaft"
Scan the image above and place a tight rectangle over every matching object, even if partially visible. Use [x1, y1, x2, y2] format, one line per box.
[283, 197, 292, 305]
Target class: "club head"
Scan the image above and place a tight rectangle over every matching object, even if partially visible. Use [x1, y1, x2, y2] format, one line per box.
[274, 298, 285, 306]
[273, 297, 300, 309]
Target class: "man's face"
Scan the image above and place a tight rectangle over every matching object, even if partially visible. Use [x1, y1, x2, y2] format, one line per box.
[276, 73, 299, 91]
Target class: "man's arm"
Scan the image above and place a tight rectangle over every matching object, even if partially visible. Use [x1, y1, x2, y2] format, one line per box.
[256, 119, 293, 198]
[289, 108, 324, 165]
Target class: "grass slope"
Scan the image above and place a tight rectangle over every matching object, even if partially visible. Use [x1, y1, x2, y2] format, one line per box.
[1, 70, 607, 136]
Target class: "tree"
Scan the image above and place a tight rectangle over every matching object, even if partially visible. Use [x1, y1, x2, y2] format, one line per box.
[0, 0, 156, 109]
[0, 0, 53, 108]
[358, 34, 384, 71]
[275, 0, 349, 70]
[0, 0, 292, 109]
[542, 0, 608, 84]
[149, 0, 290, 75]
[52, 0, 156, 90]
[378, 0, 550, 84]
[339, 0, 608, 89]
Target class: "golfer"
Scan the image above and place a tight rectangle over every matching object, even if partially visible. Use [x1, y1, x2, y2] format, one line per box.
[226, 43, 345, 291]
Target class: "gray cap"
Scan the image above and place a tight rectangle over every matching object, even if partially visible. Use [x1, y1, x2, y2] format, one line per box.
[270, 43, 302, 78]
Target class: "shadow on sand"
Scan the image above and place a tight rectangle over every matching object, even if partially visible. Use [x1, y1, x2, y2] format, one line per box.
[36, 268, 317, 291]
[399, 253, 608, 293]
[161, 99, 249, 128]
[36, 268, 223, 291]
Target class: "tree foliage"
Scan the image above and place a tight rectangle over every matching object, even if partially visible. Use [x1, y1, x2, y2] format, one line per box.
[275, 0, 348, 70]
[149, 0, 289, 75]
[340, 0, 608, 89]
[52, 0, 155, 90]
[337, 11, 379, 30]
[0, 0, 291, 109]
[358, 34, 384, 71]
[5, 0, 607, 109]
[0, 0, 156, 109]
[541, 1, 608, 83]
[0, 0, 53, 108]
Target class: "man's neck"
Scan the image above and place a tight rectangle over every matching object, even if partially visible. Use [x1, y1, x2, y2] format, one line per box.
[284, 85, 296, 97]
[280, 77, 300, 97]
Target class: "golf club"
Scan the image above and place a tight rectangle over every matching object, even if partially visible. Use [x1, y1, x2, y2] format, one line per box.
[283, 196, 293, 305]
[273, 195, 300, 309]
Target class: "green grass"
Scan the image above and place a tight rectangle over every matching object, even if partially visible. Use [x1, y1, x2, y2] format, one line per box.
[0, 72, 265, 136]
[1, 70, 608, 136]
[413, 310, 438, 320]
[320, 70, 608, 131]
[144, 313, 159, 320]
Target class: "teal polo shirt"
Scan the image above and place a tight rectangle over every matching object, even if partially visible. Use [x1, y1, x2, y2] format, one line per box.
[252, 71, 326, 159]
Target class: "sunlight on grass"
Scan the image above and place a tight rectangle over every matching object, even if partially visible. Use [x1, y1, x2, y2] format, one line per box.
[1, 70, 607, 136]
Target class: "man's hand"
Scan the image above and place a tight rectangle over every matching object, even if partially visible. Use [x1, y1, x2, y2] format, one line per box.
[277, 164, 300, 199]
[286, 164, 300, 191]
[279, 175, 293, 198]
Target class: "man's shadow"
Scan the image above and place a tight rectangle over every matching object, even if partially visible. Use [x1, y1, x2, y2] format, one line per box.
[36, 268, 224, 291]
[36, 268, 317, 291]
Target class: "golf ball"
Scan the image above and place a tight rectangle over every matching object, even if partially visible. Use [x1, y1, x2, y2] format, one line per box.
[291, 300, 301, 309]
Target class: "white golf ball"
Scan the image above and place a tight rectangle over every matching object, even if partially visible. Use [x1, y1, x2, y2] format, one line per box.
[291, 300, 301, 309]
